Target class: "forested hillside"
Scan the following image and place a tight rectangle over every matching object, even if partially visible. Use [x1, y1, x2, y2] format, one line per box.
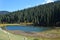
[0, 1, 60, 26]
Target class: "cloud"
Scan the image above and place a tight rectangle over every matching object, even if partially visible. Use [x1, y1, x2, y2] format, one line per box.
[20, 5, 32, 10]
[25, 5, 32, 8]
[42, 0, 55, 4]
[45, 0, 54, 3]
[24, 5, 32, 9]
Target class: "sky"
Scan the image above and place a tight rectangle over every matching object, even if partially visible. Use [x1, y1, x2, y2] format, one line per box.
[0, 0, 56, 12]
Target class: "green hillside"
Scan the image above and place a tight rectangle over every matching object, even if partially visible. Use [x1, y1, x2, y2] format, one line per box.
[0, 1, 60, 26]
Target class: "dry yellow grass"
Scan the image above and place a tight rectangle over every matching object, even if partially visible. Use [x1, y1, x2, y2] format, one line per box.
[0, 23, 33, 27]
[0, 24, 20, 27]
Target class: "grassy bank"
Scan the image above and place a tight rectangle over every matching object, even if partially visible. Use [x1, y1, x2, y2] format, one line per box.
[0, 23, 60, 40]
[0, 28, 60, 40]
[0, 23, 33, 27]
[0, 29, 28, 40]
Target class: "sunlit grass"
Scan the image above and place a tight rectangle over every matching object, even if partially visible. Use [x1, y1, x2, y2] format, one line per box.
[0, 29, 27, 40]
[0, 23, 33, 27]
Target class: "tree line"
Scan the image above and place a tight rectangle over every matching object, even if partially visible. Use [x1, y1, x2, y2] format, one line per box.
[0, 1, 60, 26]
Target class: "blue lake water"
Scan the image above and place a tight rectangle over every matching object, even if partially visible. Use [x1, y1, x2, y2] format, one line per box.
[6, 26, 51, 32]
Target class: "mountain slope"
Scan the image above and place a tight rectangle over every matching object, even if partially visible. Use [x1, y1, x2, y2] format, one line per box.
[0, 1, 60, 26]
[0, 11, 9, 14]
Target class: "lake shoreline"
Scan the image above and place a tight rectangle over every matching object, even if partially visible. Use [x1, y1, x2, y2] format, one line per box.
[0, 24, 58, 28]
[6, 28, 60, 38]
[0, 24, 60, 39]
[0, 23, 33, 27]
[0, 23, 60, 27]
